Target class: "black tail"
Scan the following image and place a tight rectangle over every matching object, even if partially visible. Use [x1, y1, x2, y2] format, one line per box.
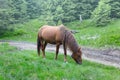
[37, 35, 41, 56]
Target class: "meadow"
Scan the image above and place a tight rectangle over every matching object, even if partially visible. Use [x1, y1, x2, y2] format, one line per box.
[0, 43, 120, 80]
[0, 19, 120, 80]
[1, 19, 120, 48]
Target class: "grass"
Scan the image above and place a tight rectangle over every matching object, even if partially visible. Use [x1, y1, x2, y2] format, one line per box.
[0, 16, 120, 80]
[0, 19, 46, 42]
[0, 19, 120, 48]
[0, 43, 120, 80]
[66, 19, 120, 47]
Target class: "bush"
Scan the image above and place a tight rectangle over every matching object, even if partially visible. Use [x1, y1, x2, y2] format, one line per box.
[2, 28, 26, 37]
[108, 34, 120, 46]
[99, 32, 120, 46]
[91, 0, 111, 27]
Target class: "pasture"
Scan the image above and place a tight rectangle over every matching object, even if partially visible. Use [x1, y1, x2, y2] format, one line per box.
[1, 19, 120, 48]
[0, 0, 120, 80]
[0, 43, 120, 80]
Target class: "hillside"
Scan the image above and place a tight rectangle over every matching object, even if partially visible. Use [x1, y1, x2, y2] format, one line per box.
[0, 0, 120, 79]
[0, 43, 120, 80]
[67, 19, 120, 47]
[1, 19, 120, 48]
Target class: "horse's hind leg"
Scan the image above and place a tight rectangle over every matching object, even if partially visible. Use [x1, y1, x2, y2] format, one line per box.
[55, 43, 60, 60]
[42, 41, 47, 58]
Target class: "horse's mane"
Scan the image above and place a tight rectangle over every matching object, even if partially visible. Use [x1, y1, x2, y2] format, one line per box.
[59, 25, 79, 53]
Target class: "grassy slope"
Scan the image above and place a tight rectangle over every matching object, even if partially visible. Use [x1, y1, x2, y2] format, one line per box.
[0, 43, 120, 80]
[0, 19, 120, 47]
[66, 19, 120, 47]
[0, 19, 45, 42]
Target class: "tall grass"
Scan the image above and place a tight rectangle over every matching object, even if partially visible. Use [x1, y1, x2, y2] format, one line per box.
[0, 19, 45, 42]
[0, 43, 120, 80]
[66, 19, 120, 47]
[0, 19, 120, 47]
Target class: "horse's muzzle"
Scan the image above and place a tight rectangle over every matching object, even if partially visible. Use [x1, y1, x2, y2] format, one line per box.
[76, 60, 82, 64]
[77, 62, 82, 65]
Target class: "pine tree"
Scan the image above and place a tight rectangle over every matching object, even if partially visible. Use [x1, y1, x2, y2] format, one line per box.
[91, 0, 111, 26]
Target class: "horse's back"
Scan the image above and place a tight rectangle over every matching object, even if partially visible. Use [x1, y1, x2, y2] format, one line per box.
[38, 25, 63, 44]
[40, 25, 59, 35]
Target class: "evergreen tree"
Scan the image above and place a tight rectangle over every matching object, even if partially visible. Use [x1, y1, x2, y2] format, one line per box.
[0, 0, 102, 35]
[91, 0, 111, 26]
[109, 0, 120, 18]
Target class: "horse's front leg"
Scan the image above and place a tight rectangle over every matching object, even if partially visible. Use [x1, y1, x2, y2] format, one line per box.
[55, 43, 60, 60]
[42, 41, 47, 58]
[63, 43, 67, 62]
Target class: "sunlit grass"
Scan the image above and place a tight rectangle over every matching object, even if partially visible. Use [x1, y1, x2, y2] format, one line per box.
[67, 19, 120, 47]
[0, 19, 45, 42]
[0, 43, 120, 80]
[0, 19, 120, 47]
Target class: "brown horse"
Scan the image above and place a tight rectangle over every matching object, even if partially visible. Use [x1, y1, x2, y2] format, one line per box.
[37, 24, 82, 64]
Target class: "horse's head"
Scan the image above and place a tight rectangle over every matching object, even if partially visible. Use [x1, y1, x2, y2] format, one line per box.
[71, 48, 82, 64]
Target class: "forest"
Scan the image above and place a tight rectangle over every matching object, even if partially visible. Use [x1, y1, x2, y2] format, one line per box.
[0, 0, 120, 36]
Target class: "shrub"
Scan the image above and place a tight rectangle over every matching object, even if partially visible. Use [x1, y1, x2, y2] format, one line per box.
[99, 32, 120, 46]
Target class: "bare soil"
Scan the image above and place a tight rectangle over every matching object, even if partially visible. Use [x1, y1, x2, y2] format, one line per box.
[0, 41, 120, 68]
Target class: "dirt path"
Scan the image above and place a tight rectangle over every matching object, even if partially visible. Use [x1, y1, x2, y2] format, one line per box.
[0, 41, 120, 68]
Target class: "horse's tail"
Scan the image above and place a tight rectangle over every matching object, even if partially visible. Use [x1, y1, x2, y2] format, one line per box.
[37, 34, 41, 56]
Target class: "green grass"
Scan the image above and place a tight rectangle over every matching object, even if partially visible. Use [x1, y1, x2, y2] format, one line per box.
[66, 19, 120, 47]
[0, 43, 120, 80]
[0, 19, 46, 42]
[0, 19, 120, 47]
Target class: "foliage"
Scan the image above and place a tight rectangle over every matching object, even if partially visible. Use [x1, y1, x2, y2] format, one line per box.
[99, 33, 120, 46]
[66, 19, 120, 47]
[44, 0, 99, 25]
[91, 0, 120, 26]
[1, 19, 120, 47]
[0, 0, 42, 35]
[0, 0, 120, 47]
[0, 19, 45, 41]
[0, 43, 120, 80]
[91, 0, 111, 26]
[0, 0, 120, 35]
[109, 0, 120, 18]
[0, 0, 99, 35]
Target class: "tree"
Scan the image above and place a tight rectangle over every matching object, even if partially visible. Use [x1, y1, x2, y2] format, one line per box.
[0, 0, 43, 36]
[41, 0, 99, 25]
[91, 0, 120, 26]
[91, 0, 111, 26]
[109, 0, 120, 18]
[0, 0, 13, 35]
[0, 0, 101, 35]
[73, 0, 99, 20]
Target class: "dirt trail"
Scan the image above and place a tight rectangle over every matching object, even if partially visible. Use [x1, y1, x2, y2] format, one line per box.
[0, 41, 120, 68]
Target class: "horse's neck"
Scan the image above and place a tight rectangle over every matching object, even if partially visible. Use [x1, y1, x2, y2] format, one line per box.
[66, 32, 79, 53]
